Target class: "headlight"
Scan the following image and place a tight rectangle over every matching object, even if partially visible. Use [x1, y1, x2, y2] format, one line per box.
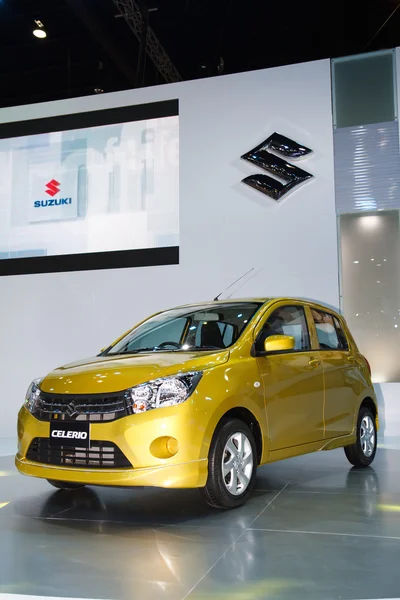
[25, 378, 42, 413]
[127, 372, 202, 414]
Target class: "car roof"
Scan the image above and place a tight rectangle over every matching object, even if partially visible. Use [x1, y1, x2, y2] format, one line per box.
[172, 297, 342, 315]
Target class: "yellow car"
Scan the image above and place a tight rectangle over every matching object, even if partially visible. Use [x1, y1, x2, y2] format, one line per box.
[16, 298, 378, 509]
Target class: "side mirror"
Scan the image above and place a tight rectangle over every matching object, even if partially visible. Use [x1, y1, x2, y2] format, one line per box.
[264, 335, 295, 354]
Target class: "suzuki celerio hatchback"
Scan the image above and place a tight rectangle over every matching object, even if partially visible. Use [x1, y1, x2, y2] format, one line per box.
[16, 298, 378, 509]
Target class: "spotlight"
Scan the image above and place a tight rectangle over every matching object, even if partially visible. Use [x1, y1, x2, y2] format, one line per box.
[33, 19, 46, 39]
[33, 29, 46, 38]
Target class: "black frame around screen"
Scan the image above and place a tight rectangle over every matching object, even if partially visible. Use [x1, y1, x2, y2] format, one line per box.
[0, 99, 179, 276]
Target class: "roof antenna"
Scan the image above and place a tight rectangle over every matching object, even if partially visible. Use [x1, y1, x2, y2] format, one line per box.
[214, 268, 255, 301]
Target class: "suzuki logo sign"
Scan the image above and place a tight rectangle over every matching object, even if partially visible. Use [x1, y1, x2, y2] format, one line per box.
[65, 402, 78, 418]
[34, 179, 72, 208]
[45, 179, 61, 197]
[241, 132, 314, 200]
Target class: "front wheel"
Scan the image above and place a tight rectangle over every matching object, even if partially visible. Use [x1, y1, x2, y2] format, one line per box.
[344, 407, 377, 467]
[201, 418, 257, 509]
[47, 479, 85, 490]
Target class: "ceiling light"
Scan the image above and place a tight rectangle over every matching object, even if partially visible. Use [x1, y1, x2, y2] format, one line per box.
[33, 29, 46, 38]
[33, 19, 46, 39]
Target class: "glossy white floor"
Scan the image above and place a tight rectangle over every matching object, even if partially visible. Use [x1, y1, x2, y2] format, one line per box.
[1, 439, 400, 600]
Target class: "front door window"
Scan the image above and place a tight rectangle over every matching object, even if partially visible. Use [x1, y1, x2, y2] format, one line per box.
[256, 305, 310, 352]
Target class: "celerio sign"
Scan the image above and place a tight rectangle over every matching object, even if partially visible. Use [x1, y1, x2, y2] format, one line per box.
[49, 421, 90, 447]
[51, 430, 88, 440]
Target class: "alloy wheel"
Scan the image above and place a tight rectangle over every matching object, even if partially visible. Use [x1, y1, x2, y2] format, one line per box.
[360, 415, 376, 458]
[222, 432, 253, 496]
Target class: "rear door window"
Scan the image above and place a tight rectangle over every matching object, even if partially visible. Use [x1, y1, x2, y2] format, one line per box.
[312, 309, 348, 350]
[333, 316, 349, 350]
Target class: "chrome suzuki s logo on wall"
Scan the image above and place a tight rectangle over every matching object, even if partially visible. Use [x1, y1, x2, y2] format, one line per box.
[241, 132, 314, 200]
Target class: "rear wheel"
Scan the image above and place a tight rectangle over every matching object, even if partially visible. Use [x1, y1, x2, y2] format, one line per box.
[47, 479, 85, 490]
[201, 418, 257, 509]
[344, 406, 377, 467]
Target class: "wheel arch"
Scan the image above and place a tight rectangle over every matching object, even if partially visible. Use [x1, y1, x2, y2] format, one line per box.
[212, 407, 263, 465]
[359, 396, 378, 428]
[360, 396, 378, 418]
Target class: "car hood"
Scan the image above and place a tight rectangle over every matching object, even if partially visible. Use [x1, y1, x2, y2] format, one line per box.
[40, 350, 230, 395]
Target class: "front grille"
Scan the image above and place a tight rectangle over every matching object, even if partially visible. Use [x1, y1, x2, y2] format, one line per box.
[26, 438, 132, 469]
[34, 391, 130, 422]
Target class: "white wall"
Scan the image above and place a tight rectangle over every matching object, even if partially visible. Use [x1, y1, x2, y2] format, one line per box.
[0, 59, 338, 439]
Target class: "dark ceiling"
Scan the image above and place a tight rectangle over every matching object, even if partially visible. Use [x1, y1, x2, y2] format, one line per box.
[1, 0, 399, 109]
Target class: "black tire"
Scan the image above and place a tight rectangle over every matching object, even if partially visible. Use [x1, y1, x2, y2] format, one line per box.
[200, 417, 257, 509]
[344, 406, 377, 467]
[47, 479, 85, 490]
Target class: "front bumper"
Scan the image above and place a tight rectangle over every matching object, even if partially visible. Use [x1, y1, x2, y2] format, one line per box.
[15, 456, 207, 488]
[16, 404, 209, 488]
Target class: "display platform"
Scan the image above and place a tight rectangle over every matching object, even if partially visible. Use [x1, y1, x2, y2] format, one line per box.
[0, 447, 399, 600]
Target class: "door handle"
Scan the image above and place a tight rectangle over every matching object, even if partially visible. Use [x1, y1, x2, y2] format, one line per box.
[308, 358, 321, 368]
[347, 356, 357, 363]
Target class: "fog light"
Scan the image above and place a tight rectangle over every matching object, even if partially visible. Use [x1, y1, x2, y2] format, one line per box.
[150, 436, 180, 459]
[166, 437, 179, 456]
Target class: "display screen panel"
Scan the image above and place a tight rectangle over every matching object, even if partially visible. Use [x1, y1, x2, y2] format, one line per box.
[0, 99, 179, 275]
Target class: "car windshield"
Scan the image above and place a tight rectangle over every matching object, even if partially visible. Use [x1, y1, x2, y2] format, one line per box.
[106, 302, 262, 355]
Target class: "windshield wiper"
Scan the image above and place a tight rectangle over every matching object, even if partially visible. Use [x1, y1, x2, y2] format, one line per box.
[109, 348, 161, 355]
[189, 345, 224, 351]
[108, 345, 224, 356]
